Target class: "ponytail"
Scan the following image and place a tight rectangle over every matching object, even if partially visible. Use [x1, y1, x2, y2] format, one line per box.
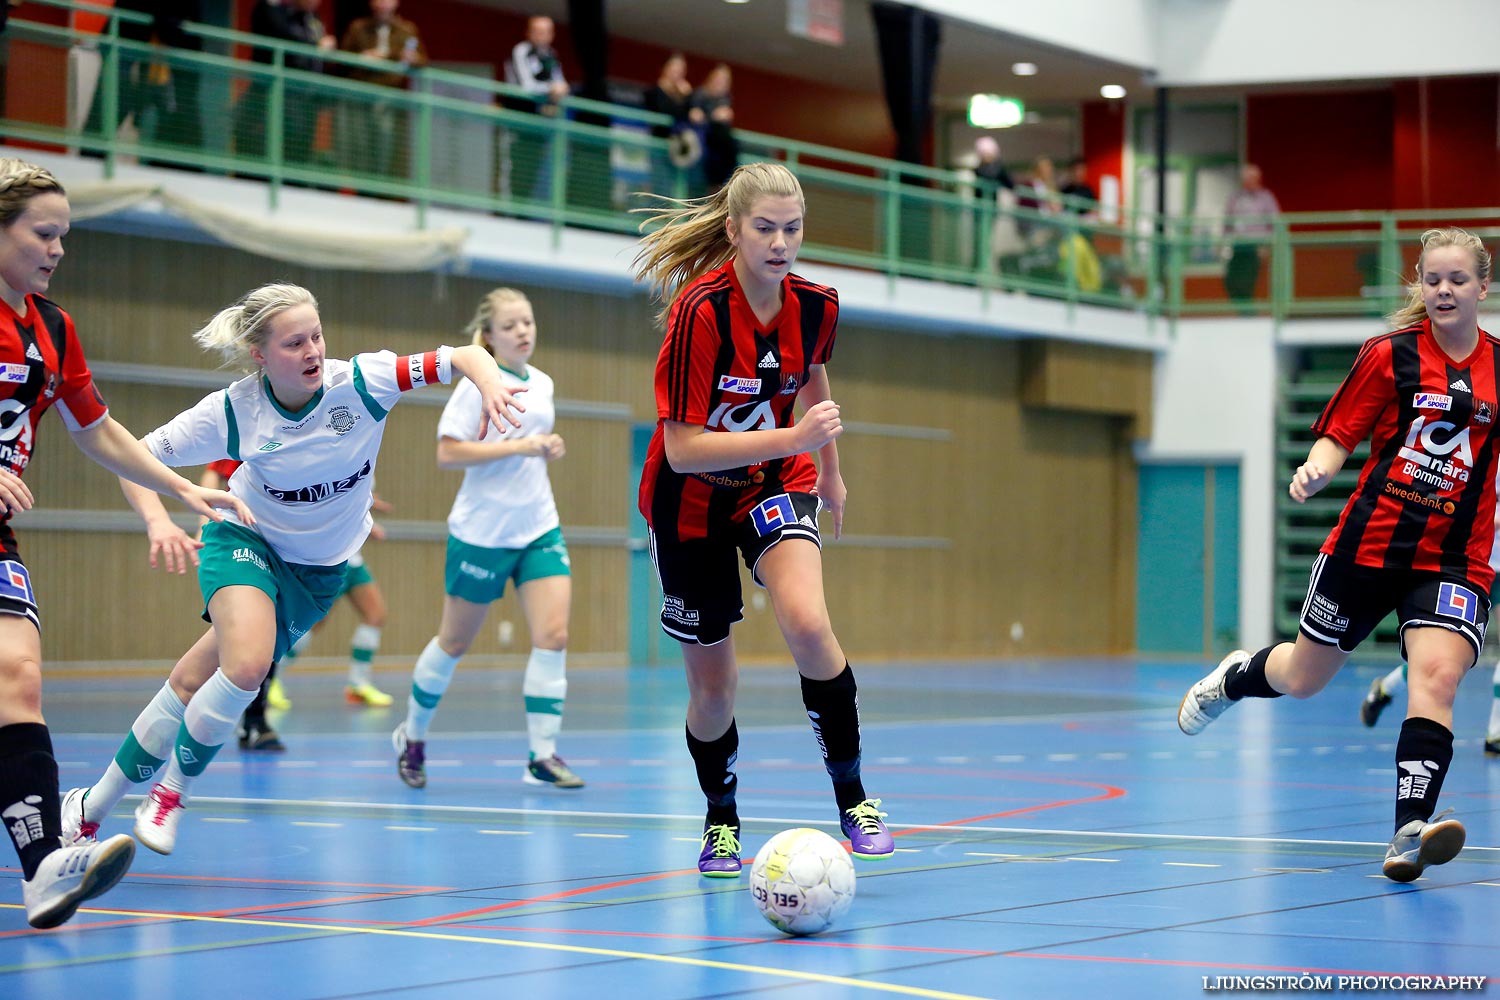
[194, 283, 318, 371]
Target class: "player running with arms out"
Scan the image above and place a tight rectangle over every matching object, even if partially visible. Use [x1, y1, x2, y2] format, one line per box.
[61, 282, 524, 855]
[1178, 228, 1496, 881]
[0, 158, 250, 927]
[632, 162, 893, 877]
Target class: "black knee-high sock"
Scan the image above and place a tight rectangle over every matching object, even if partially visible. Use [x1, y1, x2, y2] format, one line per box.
[245, 667, 274, 725]
[0, 723, 62, 880]
[801, 664, 867, 812]
[1222, 645, 1286, 701]
[1395, 716, 1454, 830]
[686, 720, 738, 828]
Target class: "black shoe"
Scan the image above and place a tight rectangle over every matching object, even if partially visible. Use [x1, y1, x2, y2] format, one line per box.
[1359, 677, 1392, 728]
[238, 720, 286, 752]
[1486, 738, 1500, 757]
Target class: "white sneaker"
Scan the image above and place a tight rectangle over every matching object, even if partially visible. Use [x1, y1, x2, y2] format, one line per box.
[61, 787, 99, 845]
[22, 834, 136, 929]
[1178, 649, 1250, 735]
[1383, 810, 1466, 883]
[133, 785, 185, 856]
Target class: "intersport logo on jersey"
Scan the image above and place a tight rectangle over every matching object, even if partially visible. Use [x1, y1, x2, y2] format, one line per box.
[1396, 414, 1472, 493]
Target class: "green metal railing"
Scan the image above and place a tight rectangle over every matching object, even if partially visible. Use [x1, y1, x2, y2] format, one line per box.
[8, 0, 1500, 324]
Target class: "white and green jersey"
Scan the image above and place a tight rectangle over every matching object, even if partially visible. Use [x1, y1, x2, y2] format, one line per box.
[146, 347, 454, 565]
[438, 360, 559, 549]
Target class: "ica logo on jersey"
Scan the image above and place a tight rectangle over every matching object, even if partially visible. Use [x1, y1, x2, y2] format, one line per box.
[707, 398, 776, 432]
[1397, 414, 1473, 492]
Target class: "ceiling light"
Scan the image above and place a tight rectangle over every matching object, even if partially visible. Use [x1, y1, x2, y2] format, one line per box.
[1011, 62, 1038, 76]
[1100, 84, 1127, 99]
[723, 0, 751, 4]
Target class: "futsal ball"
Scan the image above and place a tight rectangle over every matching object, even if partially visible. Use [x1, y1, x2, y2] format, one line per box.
[749, 827, 856, 936]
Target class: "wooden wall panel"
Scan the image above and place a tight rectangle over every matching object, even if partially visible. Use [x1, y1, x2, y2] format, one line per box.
[30, 229, 1148, 664]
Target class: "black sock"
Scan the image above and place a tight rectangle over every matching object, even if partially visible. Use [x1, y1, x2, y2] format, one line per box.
[0, 722, 62, 880]
[244, 661, 281, 728]
[1222, 645, 1285, 701]
[1394, 716, 1453, 830]
[686, 720, 738, 828]
[801, 664, 867, 812]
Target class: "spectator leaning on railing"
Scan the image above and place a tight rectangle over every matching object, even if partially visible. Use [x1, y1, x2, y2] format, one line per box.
[83, 0, 204, 154]
[337, 0, 425, 180]
[502, 15, 570, 204]
[235, 0, 336, 165]
[1222, 163, 1280, 307]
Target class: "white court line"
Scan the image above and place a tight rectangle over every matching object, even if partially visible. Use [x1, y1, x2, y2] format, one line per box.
[292, 821, 341, 828]
[1066, 857, 1119, 863]
[1164, 862, 1220, 868]
[169, 796, 1500, 854]
[386, 825, 436, 832]
[576, 833, 627, 839]
[201, 817, 250, 824]
[479, 829, 530, 836]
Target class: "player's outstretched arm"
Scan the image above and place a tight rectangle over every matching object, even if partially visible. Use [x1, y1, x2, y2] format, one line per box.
[449, 344, 527, 437]
[73, 417, 254, 525]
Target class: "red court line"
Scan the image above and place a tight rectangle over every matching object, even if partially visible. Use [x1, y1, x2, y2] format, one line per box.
[1009, 952, 1484, 979]
[892, 780, 1128, 838]
[407, 868, 702, 927]
[409, 780, 1127, 928]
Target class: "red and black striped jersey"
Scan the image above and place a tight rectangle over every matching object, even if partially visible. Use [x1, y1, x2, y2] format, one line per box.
[639, 261, 838, 541]
[0, 295, 107, 480]
[1314, 319, 1500, 586]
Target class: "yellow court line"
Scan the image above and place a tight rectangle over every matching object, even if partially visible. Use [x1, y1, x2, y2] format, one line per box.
[58, 907, 993, 1000]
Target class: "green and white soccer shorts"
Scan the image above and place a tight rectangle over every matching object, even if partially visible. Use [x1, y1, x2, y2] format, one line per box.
[336, 552, 376, 598]
[444, 526, 570, 605]
[197, 520, 347, 661]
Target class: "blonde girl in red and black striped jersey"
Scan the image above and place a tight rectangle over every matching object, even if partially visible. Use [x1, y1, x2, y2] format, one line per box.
[0, 158, 251, 928]
[632, 162, 893, 876]
[1178, 227, 1495, 882]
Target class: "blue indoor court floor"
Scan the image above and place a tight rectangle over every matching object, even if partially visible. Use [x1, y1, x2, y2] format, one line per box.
[3, 658, 1497, 999]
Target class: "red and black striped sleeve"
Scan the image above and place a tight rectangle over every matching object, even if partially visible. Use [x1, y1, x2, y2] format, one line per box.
[1312, 332, 1401, 453]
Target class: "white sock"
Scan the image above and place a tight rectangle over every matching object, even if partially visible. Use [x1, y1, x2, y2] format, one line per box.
[348, 623, 382, 687]
[1381, 663, 1407, 696]
[1488, 661, 1500, 739]
[159, 670, 258, 798]
[86, 682, 187, 822]
[404, 637, 460, 740]
[523, 647, 567, 760]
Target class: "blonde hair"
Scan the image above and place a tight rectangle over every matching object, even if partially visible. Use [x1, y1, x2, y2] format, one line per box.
[0, 158, 66, 228]
[464, 287, 532, 356]
[631, 162, 805, 326]
[194, 283, 318, 372]
[1387, 227, 1493, 329]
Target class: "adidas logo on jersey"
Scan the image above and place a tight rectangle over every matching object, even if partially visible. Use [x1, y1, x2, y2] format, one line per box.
[799, 515, 815, 526]
[758, 351, 778, 369]
[24, 343, 42, 362]
[1451, 378, 1471, 392]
